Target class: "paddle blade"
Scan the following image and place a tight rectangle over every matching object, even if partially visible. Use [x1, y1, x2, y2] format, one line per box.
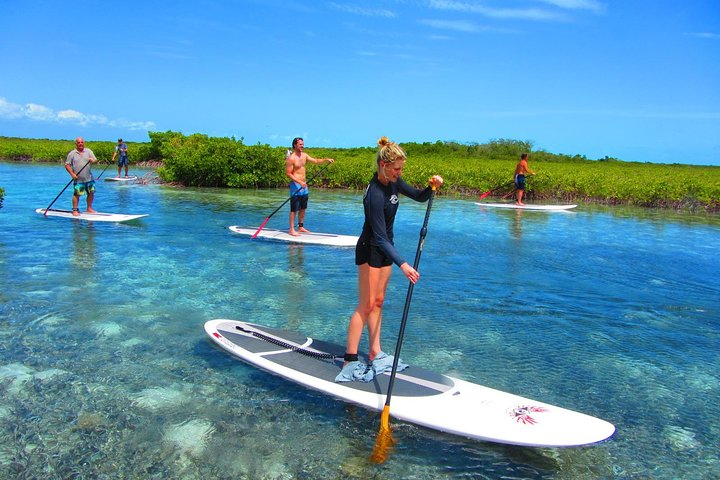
[251, 218, 270, 238]
[479, 190, 492, 199]
[369, 405, 394, 464]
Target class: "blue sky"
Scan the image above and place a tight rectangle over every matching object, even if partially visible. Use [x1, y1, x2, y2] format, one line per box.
[1, 0, 718, 165]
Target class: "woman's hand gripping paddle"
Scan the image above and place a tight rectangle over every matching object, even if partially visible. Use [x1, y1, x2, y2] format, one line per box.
[251, 162, 332, 238]
[370, 183, 438, 464]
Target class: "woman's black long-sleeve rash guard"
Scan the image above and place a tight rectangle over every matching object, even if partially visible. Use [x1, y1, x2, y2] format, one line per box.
[359, 173, 432, 267]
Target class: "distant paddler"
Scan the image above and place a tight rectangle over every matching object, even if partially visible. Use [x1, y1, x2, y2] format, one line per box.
[111, 138, 130, 178]
[514, 153, 535, 206]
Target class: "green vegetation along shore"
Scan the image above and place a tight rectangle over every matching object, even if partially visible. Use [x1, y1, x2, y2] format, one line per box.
[1, 133, 718, 212]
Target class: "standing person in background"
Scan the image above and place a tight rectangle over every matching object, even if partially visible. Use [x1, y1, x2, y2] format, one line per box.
[514, 153, 535, 206]
[285, 137, 334, 236]
[111, 138, 130, 178]
[335, 136, 444, 383]
[64, 137, 99, 216]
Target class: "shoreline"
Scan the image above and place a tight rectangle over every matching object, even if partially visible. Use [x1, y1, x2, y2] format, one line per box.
[1, 158, 718, 213]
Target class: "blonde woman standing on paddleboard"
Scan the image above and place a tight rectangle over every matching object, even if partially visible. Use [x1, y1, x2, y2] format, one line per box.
[336, 136, 443, 383]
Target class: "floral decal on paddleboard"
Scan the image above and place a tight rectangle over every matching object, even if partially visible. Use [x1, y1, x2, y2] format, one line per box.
[509, 405, 549, 425]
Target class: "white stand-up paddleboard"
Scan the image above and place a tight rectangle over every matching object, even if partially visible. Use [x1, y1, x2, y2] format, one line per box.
[475, 202, 577, 211]
[104, 176, 138, 182]
[229, 226, 358, 247]
[205, 319, 615, 447]
[36, 208, 148, 222]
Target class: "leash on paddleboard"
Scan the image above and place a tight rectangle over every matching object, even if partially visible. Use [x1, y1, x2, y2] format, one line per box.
[43, 159, 92, 216]
[251, 162, 332, 238]
[371, 183, 438, 464]
[234, 324, 341, 362]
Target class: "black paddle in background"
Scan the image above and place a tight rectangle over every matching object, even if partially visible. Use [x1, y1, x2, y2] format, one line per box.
[95, 160, 113, 181]
[43, 159, 92, 216]
[251, 162, 332, 238]
[370, 185, 437, 464]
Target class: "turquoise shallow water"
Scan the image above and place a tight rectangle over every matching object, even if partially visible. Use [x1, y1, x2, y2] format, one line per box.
[1, 161, 719, 479]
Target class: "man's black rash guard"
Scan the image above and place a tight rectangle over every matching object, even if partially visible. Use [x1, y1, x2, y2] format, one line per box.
[360, 173, 432, 267]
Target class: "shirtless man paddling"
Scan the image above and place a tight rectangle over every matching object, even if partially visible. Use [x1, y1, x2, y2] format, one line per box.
[514, 153, 535, 206]
[285, 137, 334, 236]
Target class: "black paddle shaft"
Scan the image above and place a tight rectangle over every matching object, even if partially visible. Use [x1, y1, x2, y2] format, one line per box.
[44, 159, 93, 214]
[95, 160, 114, 180]
[383, 188, 436, 407]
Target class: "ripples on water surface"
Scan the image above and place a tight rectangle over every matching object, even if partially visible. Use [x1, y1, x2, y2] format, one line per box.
[0, 162, 718, 479]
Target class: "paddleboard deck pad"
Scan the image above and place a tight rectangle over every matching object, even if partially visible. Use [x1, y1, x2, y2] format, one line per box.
[205, 319, 615, 447]
[229, 226, 358, 247]
[36, 208, 148, 222]
[104, 176, 138, 182]
[475, 202, 577, 211]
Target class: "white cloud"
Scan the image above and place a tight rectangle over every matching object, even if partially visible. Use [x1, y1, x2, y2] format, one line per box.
[420, 18, 480, 32]
[686, 32, 720, 39]
[0, 97, 24, 118]
[419, 19, 517, 34]
[57, 109, 85, 121]
[328, 2, 396, 17]
[427, 0, 568, 21]
[0, 97, 156, 131]
[25, 103, 55, 121]
[538, 0, 605, 13]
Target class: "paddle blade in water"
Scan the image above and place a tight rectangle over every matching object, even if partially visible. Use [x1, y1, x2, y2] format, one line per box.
[251, 218, 270, 238]
[370, 405, 395, 464]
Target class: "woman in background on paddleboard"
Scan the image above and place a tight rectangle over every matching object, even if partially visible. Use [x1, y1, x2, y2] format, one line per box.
[336, 136, 443, 383]
[64, 137, 100, 216]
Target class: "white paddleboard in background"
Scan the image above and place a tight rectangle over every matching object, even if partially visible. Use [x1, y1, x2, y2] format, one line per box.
[475, 202, 577, 211]
[229, 226, 358, 247]
[205, 319, 616, 448]
[104, 176, 138, 182]
[36, 208, 148, 222]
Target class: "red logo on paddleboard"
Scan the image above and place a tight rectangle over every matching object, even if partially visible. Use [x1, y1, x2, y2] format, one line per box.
[509, 405, 548, 425]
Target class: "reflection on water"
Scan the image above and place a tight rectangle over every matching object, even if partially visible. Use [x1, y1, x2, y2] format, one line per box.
[114, 183, 132, 212]
[0, 162, 719, 479]
[287, 244, 306, 276]
[512, 208, 523, 239]
[71, 222, 97, 269]
[284, 244, 307, 331]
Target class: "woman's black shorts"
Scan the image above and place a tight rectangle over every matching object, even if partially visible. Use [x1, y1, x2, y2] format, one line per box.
[355, 239, 393, 267]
